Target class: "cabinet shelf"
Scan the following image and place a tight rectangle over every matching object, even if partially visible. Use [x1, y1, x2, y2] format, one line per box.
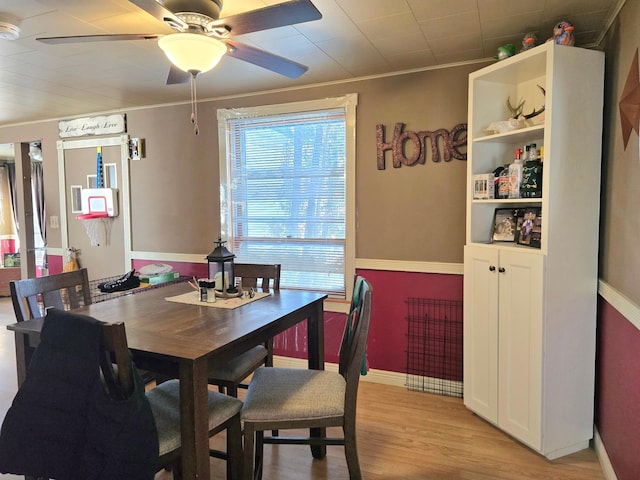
[471, 198, 542, 204]
[467, 241, 544, 253]
[473, 124, 544, 144]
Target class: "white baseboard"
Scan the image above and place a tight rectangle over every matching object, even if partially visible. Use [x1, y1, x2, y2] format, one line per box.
[273, 355, 462, 393]
[273, 355, 406, 387]
[594, 428, 618, 480]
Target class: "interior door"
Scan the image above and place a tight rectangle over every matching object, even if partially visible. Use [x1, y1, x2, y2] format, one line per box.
[59, 136, 130, 281]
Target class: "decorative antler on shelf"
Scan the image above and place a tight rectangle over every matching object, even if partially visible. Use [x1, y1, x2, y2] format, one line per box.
[507, 98, 525, 118]
[507, 84, 546, 120]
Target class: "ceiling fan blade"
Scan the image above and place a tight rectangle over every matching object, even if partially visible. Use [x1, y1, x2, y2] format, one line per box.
[166, 64, 191, 85]
[225, 40, 308, 79]
[37, 33, 161, 44]
[215, 0, 322, 37]
[129, 0, 188, 31]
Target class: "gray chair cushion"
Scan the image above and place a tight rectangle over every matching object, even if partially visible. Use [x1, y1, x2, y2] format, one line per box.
[208, 345, 268, 382]
[146, 379, 242, 456]
[242, 367, 345, 423]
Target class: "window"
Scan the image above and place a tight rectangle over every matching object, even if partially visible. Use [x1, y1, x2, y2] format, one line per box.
[218, 95, 357, 298]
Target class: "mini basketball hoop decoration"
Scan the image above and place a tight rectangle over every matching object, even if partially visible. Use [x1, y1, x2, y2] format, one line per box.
[75, 187, 117, 246]
[75, 146, 119, 246]
[76, 212, 112, 246]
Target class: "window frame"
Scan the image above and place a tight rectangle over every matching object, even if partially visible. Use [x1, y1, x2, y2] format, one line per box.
[218, 94, 357, 302]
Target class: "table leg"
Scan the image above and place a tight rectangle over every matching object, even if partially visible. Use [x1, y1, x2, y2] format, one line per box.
[179, 358, 211, 479]
[306, 299, 325, 370]
[307, 299, 327, 459]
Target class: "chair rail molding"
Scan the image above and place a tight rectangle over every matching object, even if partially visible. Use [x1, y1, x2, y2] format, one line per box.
[598, 279, 640, 332]
[356, 258, 463, 275]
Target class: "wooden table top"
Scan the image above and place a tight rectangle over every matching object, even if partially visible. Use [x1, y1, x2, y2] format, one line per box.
[9, 283, 327, 364]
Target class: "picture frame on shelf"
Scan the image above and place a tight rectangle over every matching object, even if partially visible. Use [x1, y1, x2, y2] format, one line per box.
[515, 207, 542, 248]
[491, 208, 519, 243]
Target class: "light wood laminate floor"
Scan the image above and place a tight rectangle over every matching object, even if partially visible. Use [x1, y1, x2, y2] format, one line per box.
[0, 297, 603, 479]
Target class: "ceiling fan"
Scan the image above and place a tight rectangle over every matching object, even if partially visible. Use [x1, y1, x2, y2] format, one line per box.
[38, 0, 322, 82]
[37, 0, 323, 133]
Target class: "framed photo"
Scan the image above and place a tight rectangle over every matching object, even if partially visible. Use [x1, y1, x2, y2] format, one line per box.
[516, 207, 542, 248]
[4, 253, 20, 267]
[491, 208, 518, 243]
[87, 174, 98, 189]
[70, 185, 83, 213]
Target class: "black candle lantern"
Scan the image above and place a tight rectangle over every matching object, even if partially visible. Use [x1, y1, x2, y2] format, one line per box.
[206, 237, 235, 297]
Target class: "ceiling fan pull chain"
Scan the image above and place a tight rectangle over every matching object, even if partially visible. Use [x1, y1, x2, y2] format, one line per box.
[190, 71, 199, 135]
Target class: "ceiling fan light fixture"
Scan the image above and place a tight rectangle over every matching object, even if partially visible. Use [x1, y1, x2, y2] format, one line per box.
[158, 33, 226, 74]
[0, 21, 20, 41]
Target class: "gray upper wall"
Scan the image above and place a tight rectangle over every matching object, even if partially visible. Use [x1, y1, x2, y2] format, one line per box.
[0, 62, 478, 265]
[600, 0, 640, 305]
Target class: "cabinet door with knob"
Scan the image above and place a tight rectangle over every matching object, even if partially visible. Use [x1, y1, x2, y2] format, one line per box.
[496, 248, 543, 450]
[463, 244, 543, 452]
[463, 245, 499, 423]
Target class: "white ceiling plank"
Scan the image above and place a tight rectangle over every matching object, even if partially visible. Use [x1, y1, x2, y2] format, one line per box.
[0, 0, 621, 126]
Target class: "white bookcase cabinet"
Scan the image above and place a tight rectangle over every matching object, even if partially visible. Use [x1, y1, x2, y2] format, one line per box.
[463, 42, 605, 459]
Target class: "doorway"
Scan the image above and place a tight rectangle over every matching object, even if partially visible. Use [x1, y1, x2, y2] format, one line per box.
[0, 142, 46, 279]
[58, 136, 131, 281]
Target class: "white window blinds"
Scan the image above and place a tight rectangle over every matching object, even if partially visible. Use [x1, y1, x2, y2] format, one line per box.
[222, 102, 351, 297]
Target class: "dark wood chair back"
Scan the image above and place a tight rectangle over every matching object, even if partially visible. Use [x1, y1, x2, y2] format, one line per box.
[236, 263, 281, 369]
[339, 277, 373, 403]
[100, 322, 134, 400]
[234, 263, 281, 292]
[9, 269, 91, 322]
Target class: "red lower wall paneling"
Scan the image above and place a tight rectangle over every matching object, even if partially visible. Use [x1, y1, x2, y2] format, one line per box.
[274, 270, 463, 373]
[274, 269, 464, 373]
[47, 254, 64, 274]
[357, 269, 463, 374]
[596, 298, 640, 480]
[49, 257, 464, 375]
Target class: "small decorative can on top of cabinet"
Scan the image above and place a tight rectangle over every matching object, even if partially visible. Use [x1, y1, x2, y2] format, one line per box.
[463, 42, 604, 460]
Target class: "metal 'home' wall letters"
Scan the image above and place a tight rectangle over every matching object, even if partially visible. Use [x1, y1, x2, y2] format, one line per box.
[376, 122, 467, 169]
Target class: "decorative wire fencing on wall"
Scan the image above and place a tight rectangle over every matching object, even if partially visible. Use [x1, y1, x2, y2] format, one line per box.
[406, 298, 463, 398]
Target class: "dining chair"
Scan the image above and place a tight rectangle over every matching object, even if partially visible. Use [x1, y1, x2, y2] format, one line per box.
[0, 308, 243, 480]
[9, 269, 162, 386]
[8, 269, 94, 387]
[207, 263, 281, 397]
[240, 276, 373, 480]
[10, 268, 92, 322]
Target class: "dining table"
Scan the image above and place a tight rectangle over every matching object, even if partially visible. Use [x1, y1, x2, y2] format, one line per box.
[7, 282, 328, 479]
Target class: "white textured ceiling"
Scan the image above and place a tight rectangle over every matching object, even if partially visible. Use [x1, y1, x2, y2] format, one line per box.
[0, 0, 623, 127]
